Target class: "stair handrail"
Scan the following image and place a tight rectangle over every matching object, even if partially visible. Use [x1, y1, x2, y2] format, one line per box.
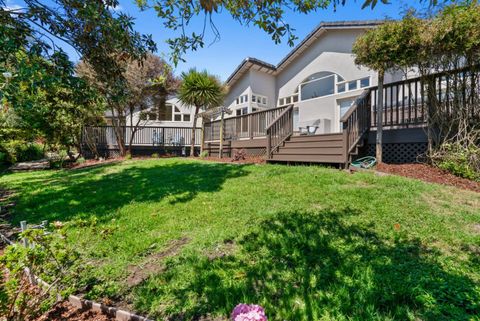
[266, 104, 294, 159]
[340, 89, 372, 162]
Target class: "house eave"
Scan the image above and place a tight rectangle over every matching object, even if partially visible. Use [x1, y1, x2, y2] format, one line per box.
[225, 20, 385, 87]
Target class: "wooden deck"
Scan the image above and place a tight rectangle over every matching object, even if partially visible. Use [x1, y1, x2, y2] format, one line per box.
[204, 68, 477, 165]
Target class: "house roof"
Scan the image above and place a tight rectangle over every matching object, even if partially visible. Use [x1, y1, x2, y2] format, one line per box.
[225, 20, 384, 86]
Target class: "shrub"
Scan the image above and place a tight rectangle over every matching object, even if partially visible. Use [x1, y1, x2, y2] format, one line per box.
[75, 157, 86, 165]
[125, 153, 132, 160]
[0, 227, 87, 320]
[431, 143, 480, 181]
[199, 150, 209, 158]
[0, 141, 44, 164]
[151, 152, 160, 158]
[49, 150, 68, 169]
[232, 149, 247, 162]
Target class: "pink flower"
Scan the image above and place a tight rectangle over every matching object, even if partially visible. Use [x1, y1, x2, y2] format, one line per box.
[231, 304, 267, 321]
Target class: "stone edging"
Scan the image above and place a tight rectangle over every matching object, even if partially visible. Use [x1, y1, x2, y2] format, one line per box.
[1, 230, 154, 321]
[68, 295, 154, 321]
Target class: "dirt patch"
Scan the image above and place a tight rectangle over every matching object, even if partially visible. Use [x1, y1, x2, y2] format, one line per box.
[66, 158, 125, 170]
[472, 224, 480, 235]
[206, 239, 237, 261]
[195, 156, 265, 165]
[126, 237, 190, 287]
[34, 301, 115, 321]
[376, 163, 480, 193]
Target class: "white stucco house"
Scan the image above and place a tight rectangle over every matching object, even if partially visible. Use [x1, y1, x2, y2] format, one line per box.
[127, 97, 201, 128]
[222, 20, 404, 134]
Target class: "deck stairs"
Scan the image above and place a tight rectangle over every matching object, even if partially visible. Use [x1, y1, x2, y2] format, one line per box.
[268, 132, 366, 164]
[265, 90, 371, 166]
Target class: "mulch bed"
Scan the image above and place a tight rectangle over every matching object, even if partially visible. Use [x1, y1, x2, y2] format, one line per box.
[34, 301, 115, 321]
[376, 163, 480, 193]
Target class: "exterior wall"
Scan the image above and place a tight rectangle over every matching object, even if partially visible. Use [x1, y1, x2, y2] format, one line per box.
[222, 27, 416, 134]
[224, 72, 251, 114]
[248, 70, 276, 110]
[129, 97, 201, 128]
[275, 30, 378, 133]
[276, 29, 376, 97]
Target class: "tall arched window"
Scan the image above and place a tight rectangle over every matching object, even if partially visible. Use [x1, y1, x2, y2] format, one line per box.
[299, 72, 344, 100]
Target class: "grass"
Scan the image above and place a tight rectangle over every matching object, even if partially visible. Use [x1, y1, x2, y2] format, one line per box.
[0, 158, 479, 320]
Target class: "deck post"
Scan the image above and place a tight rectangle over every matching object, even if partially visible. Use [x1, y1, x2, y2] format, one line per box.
[248, 115, 253, 139]
[266, 131, 271, 159]
[200, 123, 205, 154]
[219, 111, 225, 158]
[342, 122, 349, 167]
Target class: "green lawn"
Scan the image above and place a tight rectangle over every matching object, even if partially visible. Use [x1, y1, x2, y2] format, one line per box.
[1, 159, 479, 320]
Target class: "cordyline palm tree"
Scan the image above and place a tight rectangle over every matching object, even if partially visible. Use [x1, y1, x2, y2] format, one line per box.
[178, 68, 225, 156]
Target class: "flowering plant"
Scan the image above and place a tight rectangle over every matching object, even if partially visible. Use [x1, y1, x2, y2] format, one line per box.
[231, 303, 267, 321]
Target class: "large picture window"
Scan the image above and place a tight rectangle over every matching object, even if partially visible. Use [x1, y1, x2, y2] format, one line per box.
[299, 72, 344, 101]
[158, 104, 173, 121]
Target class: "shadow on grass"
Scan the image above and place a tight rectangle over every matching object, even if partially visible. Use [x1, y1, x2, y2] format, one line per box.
[9, 161, 248, 224]
[134, 209, 480, 321]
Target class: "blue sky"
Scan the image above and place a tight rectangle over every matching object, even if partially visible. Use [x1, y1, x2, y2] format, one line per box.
[4, 0, 428, 81]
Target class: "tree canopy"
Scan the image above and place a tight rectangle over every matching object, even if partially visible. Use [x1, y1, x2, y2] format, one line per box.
[135, 0, 445, 65]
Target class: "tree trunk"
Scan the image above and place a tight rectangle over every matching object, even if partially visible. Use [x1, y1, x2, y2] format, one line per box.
[110, 105, 126, 157]
[190, 106, 200, 157]
[376, 70, 385, 164]
[127, 105, 135, 155]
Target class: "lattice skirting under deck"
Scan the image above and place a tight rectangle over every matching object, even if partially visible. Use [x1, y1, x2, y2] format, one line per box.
[363, 142, 428, 164]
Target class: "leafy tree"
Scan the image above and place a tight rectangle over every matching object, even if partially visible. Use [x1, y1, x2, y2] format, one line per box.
[0, 11, 105, 161]
[352, 16, 425, 163]
[77, 53, 179, 155]
[178, 69, 225, 156]
[1, 0, 156, 156]
[135, 0, 445, 65]
[353, 2, 480, 177]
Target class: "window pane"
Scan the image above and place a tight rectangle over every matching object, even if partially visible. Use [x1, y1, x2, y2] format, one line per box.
[300, 75, 335, 100]
[236, 109, 242, 116]
[140, 113, 148, 120]
[337, 83, 346, 93]
[262, 97, 267, 104]
[286, 97, 291, 104]
[279, 98, 284, 106]
[174, 106, 180, 112]
[360, 77, 370, 88]
[242, 107, 248, 114]
[157, 104, 172, 121]
[183, 114, 190, 121]
[292, 95, 298, 103]
[148, 112, 157, 120]
[236, 98, 239, 104]
[244, 95, 248, 102]
[348, 80, 358, 91]
[252, 95, 256, 102]
[174, 114, 182, 121]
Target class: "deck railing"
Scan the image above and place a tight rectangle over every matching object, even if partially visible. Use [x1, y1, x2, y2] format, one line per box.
[82, 126, 202, 147]
[204, 106, 289, 142]
[370, 66, 480, 128]
[266, 105, 294, 158]
[340, 90, 371, 160]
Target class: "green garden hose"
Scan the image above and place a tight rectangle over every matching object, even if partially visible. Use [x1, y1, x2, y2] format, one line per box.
[351, 156, 377, 169]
